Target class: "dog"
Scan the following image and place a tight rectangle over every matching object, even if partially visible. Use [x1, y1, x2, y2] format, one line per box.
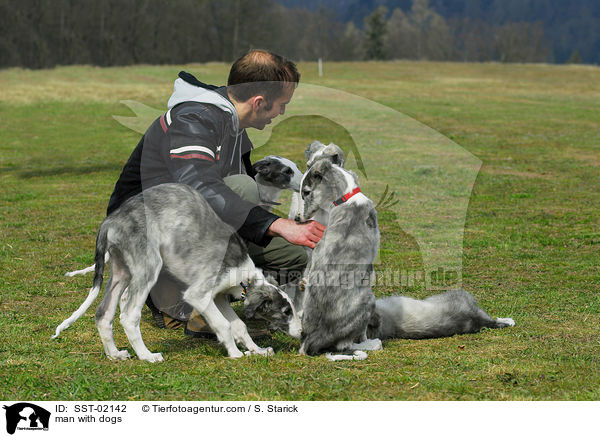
[297, 159, 382, 361]
[53, 183, 301, 361]
[367, 289, 515, 340]
[295, 145, 515, 348]
[253, 155, 303, 210]
[64, 155, 303, 278]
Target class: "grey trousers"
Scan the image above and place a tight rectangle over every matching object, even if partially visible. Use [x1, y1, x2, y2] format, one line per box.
[149, 175, 307, 321]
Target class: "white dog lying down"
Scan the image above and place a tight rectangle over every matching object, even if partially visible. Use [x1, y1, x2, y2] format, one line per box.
[53, 183, 301, 362]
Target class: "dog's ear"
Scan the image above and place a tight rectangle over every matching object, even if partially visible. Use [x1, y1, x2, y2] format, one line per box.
[305, 140, 325, 160]
[311, 158, 332, 175]
[252, 159, 271, 175]
[324, 144, 345, 167]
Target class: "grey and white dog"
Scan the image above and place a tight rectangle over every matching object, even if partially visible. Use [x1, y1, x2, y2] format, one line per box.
[298, 159, 382, 360]
[64, 155, 303, 277]
[53, 183, 301, 362]
[295, 143, 515, 347]
[367, 289, 515, 340]
[253, 155, 303, 209]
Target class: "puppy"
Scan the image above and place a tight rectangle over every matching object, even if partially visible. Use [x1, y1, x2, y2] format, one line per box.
[53, 183, 301, 362]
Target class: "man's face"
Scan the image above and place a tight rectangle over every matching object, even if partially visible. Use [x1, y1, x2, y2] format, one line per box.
[250, 87, 294, 130]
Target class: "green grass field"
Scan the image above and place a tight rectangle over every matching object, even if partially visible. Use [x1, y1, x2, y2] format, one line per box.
[1, 61, 599, 400]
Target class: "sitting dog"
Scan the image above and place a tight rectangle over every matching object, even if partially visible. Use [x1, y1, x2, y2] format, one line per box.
[298, 160, 382, 360]
[295, 148, 515, 351]
[53, 183, 301, 362]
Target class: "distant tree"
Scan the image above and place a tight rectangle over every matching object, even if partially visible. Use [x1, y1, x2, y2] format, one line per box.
[336, 22, 365, 60]
[495, 21, 550, 63]
[567, 50, 583, 64]
[385, 0, 453, 61]
[451, 17, 496, 62]
[364, 6, 388, 60]
[385, 8, 416, 59]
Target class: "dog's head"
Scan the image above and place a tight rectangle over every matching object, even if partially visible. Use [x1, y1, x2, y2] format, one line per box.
[243, 276, 301, 339]
[300, 160, 358, 220]
[253, 156, 303, 192]
[305, 141, 345, 168]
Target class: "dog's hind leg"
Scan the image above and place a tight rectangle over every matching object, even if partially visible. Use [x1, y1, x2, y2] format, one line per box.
[214, 295, 274, 357]
[185, 289, 244, 358]
[119, 254, 164, 363]
[95, 260, 131, 360]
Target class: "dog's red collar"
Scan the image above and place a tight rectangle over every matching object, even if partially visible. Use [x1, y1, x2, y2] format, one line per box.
[332, 187, 361, 206]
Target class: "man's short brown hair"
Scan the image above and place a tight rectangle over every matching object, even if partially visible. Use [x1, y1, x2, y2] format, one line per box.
[227, 49, 300, 104]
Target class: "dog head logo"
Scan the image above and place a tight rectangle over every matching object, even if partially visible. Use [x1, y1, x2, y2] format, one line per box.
[3, 403, 50, 434]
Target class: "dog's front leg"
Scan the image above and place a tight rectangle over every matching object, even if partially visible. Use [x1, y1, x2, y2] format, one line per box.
[214, 295, 274, 357]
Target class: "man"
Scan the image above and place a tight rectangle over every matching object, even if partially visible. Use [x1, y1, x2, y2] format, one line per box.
[106, 50, 324, 335]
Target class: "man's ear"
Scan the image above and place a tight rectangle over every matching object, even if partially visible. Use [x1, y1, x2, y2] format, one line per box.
[252, 95, 266, 111]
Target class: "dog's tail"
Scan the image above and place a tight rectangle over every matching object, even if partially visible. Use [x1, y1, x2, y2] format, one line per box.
[52, 224, 109, 339]
[64, 252, 109, 277]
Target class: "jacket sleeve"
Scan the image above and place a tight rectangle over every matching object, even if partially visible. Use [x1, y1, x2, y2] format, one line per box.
[164, 106, 279, 246]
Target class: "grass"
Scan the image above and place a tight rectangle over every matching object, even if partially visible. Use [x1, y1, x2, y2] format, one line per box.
[0, 61, 599, 400]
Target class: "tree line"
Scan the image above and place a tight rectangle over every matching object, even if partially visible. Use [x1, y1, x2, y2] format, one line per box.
[0, 0, 578, 69]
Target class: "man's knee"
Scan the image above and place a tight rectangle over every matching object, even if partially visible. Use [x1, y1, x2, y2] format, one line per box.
[223, 174, 260, 204]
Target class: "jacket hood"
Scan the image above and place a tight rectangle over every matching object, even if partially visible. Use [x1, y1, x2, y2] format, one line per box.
[167, 78, 239, 134]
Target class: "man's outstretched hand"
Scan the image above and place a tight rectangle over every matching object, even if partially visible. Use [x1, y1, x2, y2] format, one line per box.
[267, 218, 326, 249]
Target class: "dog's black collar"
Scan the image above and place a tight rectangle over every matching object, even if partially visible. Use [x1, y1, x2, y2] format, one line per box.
[261, 199, 281, 206]
[332, 187, 361, 207]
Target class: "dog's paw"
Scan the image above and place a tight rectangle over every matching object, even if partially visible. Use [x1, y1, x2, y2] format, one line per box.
[244, 347, 274, 357]
[114, 350, 132, 360]
[325, 351, 368, 361]
[497, 317, 516, 327]
[139, 352, 164, 363]
[107, 350, 132, 361]
[227, 350, 245, 359]
[358, 338, 383, 351]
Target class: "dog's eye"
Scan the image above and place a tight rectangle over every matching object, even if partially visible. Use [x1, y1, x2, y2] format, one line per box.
[285, 168, 294, 176]
[302, 188, 311, 197]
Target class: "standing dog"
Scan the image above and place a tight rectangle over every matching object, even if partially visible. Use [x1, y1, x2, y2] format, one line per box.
[65, 155, 303, 278]
[53, 183, 301, 361]
[298, 160, 382, 360]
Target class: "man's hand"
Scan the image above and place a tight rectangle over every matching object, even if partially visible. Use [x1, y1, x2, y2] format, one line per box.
[267, 218, 326, 249]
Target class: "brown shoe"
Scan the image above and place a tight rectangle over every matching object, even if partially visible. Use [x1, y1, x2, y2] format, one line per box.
[184, 310, 217, 339]
[184, 310, 272, 340]
[146, 296, 184, 329]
